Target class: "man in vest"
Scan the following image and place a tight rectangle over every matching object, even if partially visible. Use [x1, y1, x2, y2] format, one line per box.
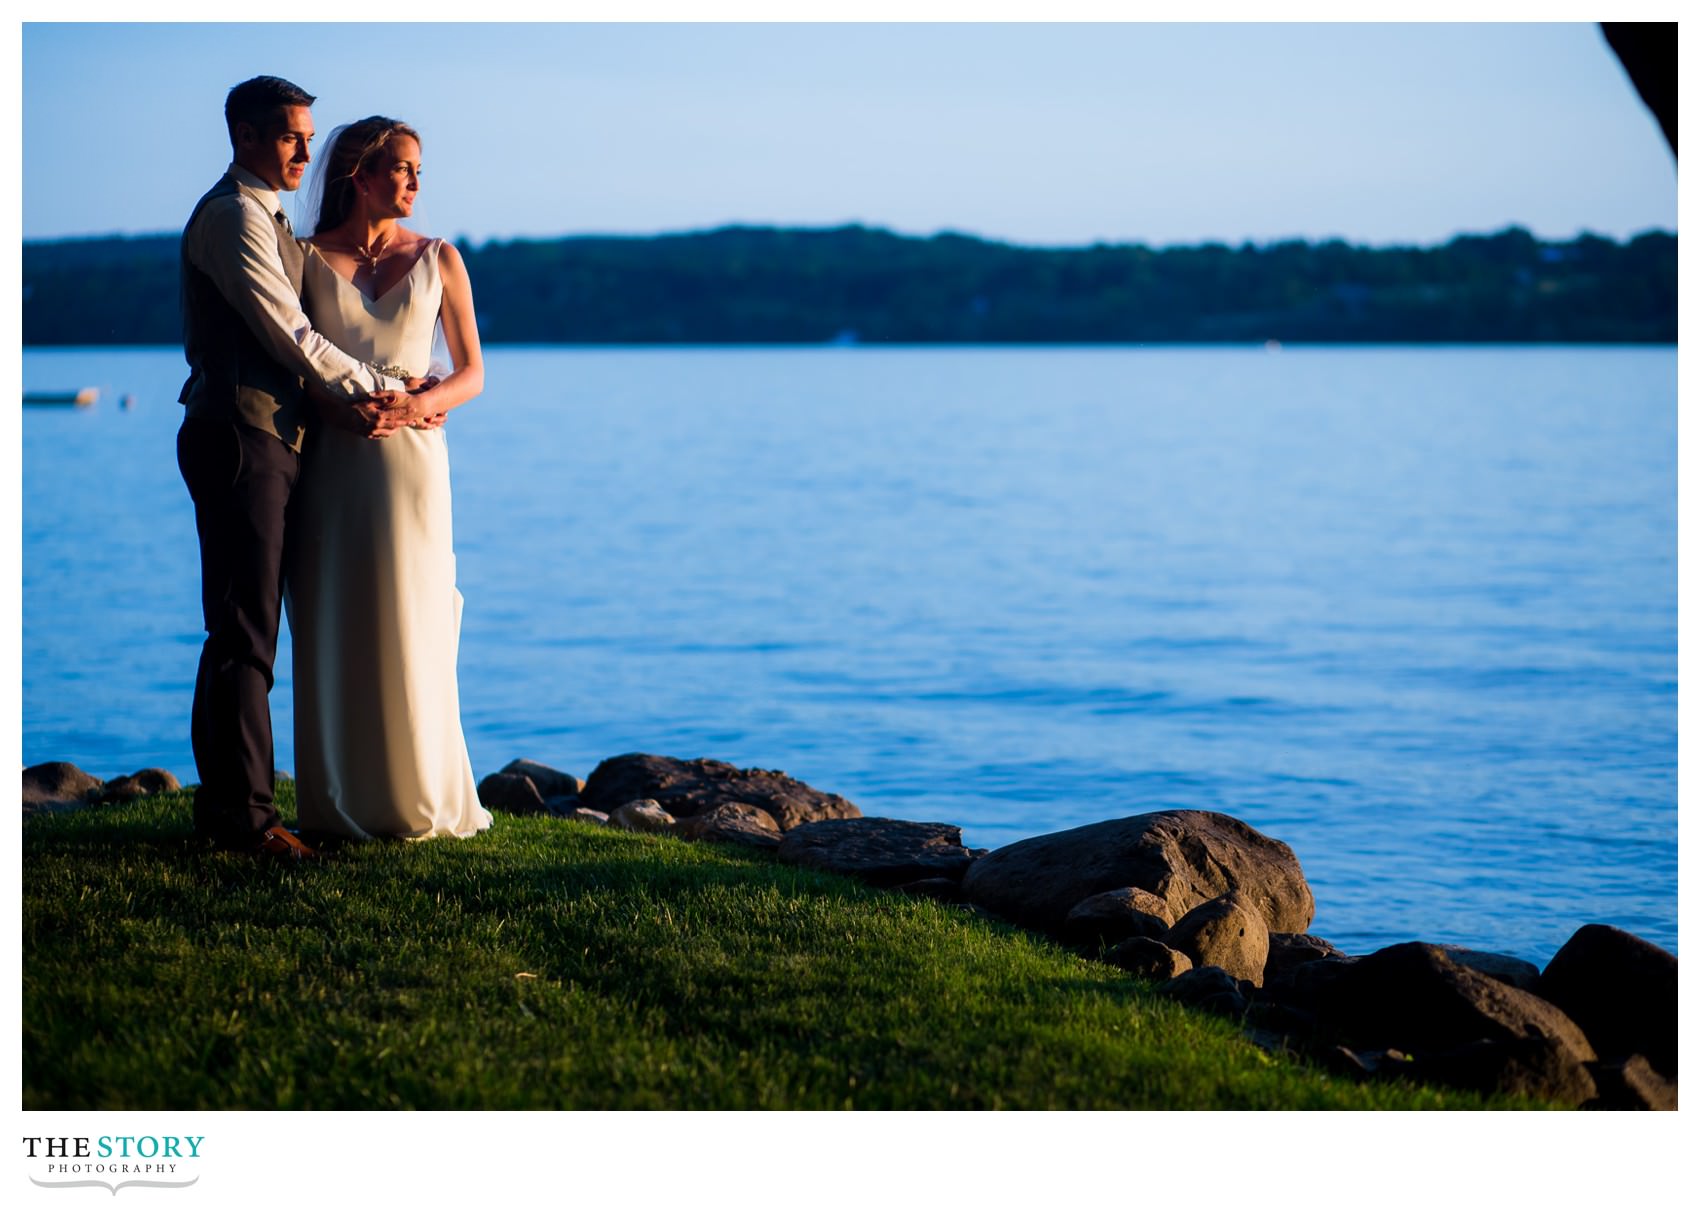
[177, 75, 422, 858]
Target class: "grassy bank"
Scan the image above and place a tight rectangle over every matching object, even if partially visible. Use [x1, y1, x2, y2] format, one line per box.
[23, 789, 1542, 1109]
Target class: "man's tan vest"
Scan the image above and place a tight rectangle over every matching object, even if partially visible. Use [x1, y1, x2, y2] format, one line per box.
[178, 174, 311, 451]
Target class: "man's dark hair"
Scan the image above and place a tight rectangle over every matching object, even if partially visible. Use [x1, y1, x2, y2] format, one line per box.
[224, 76, 315, 148]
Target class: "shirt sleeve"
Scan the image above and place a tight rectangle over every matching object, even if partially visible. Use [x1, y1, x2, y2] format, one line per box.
[184, 194, 406, 400]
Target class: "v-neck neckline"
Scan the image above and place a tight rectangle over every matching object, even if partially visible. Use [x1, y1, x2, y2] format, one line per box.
[308, 239, 434, 305]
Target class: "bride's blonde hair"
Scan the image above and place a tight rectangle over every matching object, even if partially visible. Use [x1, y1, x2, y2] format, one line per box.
[310, 115, 421, 235]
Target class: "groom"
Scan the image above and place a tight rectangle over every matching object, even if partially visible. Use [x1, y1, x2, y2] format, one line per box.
[178, 75, 423, 858]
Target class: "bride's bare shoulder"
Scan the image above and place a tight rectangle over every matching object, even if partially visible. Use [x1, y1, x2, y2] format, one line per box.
[435, 239, 470, 278]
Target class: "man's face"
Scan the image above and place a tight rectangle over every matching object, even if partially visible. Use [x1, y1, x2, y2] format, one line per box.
[236, 105, 314, 193]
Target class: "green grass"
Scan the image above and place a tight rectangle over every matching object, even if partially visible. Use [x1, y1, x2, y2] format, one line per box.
[23, 788, 1544, 1109]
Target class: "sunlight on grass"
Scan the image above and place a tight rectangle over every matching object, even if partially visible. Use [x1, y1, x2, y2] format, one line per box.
[23, 791, 1541, 1110]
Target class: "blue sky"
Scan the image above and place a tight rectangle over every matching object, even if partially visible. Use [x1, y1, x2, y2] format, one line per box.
[22, 22, 1674, 248]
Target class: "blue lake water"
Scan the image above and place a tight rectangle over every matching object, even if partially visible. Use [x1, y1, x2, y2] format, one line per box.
[21, 345, 1676, 963]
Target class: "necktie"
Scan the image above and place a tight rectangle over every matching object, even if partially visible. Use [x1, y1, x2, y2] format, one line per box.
[275, 209, 292, 235]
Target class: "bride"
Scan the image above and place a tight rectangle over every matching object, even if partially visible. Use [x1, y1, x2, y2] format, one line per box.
[287, 116, 491, 840]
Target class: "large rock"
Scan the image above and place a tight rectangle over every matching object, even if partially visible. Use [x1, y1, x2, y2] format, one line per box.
[1536, 924, 1677, 1077]
[500, 758, 583, 800]
[1314, 942, 1598, 1104]
[1437, 946, 1541, 993]
[1243, 997, 1318, 1042]
[1266, 933, 1347, 979]
[1407, 1037, 1598, 1106]
[1584, 1055, 1677, 1112]
[1157, 966, 1250, 1017]
[1163, 892, 1270, 986]
[776, 818, 975, 887]
[1261, 955, 1358, 1015]
[959, 810, 1314, 935]
[609, 799, 676, 834]
[477, 771, 547, 815]
[23, 761, 105, 813]
[1063, 887, 1172, 945]
[672, 802, 783, 850]
[582, 753, 861, 830]
[1105, 937, 1193, 981]
[97, 767, 183, 804]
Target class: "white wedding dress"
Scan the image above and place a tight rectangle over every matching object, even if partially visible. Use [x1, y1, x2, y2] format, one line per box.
[287, 238, 491, 839]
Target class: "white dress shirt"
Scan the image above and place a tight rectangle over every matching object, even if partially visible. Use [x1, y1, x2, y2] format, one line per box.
[183, 163, 403, 400]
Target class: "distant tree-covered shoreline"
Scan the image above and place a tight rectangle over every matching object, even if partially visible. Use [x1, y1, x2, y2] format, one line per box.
[22, 223, 1676, 346]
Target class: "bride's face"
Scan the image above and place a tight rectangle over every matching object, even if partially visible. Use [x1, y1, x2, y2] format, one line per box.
[361, 135, 421, 221]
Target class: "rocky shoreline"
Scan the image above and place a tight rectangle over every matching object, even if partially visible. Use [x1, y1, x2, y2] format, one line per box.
[24, 752, 1678, 1110]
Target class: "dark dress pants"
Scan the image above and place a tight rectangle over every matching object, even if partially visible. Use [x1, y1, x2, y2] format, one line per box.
[177, 416, 301, 845]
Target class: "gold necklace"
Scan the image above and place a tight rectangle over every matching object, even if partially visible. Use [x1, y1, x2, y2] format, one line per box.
[352, 231, 392, 271]
[323, 230, 392, 270]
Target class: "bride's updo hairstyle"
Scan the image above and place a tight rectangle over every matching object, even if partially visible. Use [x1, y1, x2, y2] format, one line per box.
[311, 115, 421, 235]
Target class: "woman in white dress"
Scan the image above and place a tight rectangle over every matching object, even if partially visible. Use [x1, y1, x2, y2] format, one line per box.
[287, 116, 491, 840]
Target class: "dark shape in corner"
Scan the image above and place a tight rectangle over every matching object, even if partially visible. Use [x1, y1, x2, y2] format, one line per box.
[1602, 22, 1676, 156]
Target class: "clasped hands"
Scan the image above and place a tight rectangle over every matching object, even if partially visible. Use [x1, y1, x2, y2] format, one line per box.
[330, 377, 446, 438]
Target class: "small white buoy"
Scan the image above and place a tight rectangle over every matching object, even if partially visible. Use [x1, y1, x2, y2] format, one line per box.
[22, 387, 98, 407]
